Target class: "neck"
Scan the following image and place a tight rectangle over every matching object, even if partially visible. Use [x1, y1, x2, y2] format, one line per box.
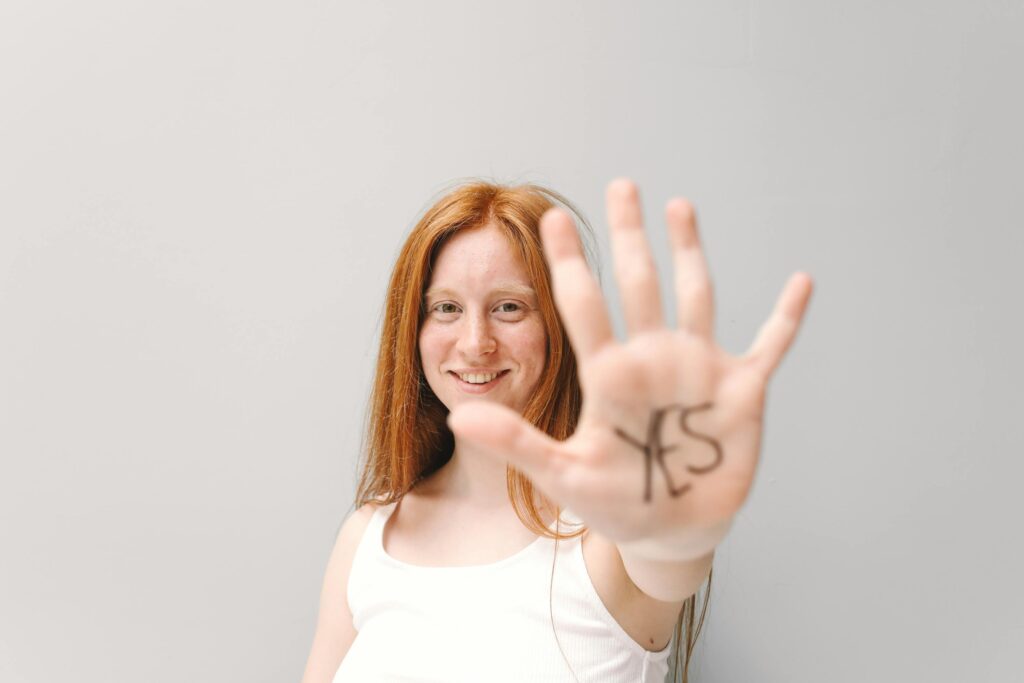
[436, 438, 512, 511]
[419, 438, 556, 526]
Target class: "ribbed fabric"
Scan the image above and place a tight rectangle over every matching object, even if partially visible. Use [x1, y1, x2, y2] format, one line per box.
[332, 500, 672, 683]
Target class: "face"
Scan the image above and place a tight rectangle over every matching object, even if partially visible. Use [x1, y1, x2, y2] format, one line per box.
[419, 223, 548, 415]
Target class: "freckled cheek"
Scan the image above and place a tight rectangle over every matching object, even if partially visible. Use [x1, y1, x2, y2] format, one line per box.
[417, 326, 453, 378]
[506, 321, 548, 381]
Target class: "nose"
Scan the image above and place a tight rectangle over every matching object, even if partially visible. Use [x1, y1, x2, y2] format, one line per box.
[456, 311, 497, 356]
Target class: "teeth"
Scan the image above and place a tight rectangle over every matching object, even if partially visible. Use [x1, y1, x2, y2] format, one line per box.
[458, 371, 500, 384]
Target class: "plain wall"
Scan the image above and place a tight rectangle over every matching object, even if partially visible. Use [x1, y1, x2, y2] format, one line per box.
[1, 1, 1021, 681]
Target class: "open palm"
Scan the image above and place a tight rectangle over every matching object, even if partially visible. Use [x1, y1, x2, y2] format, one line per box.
[447, 179, 814, 561]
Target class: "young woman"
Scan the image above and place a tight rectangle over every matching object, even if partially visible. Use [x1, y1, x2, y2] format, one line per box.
[301, 178, 814, 682]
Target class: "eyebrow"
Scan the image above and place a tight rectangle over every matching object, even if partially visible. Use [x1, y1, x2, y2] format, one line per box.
[424, 284, 537, 300]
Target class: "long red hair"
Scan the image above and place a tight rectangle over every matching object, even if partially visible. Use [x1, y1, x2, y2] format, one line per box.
[352, 179, 710, 682]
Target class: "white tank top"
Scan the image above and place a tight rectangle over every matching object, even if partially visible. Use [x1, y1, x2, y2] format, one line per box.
[332, 500, 672, 682]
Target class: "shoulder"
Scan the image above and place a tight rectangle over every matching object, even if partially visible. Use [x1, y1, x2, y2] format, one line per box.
[581, 529, 688, 653]
[328, 497, 391, 598]
[336, 500, 382, 551]
[317, 499, 382, 618]
[320, 501, 381, 613]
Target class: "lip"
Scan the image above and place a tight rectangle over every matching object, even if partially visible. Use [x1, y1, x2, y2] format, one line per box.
[449, 368, 508, 374]
[449, 369, 510, 394]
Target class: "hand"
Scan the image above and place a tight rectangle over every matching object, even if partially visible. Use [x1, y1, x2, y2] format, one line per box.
[446, 178, 814, 561]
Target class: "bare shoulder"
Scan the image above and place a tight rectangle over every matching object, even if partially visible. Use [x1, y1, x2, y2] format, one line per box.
[338, 500, 381, 548]
[299, 500, 382, 683]
[581, 529, 687, 653]
[326, 500, 381, 579]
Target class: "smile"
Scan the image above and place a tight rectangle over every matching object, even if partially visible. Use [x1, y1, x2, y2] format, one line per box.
[449, 370, 510, 394]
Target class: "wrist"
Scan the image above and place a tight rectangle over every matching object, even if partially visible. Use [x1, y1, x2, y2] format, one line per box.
[617, 518, 733, 562]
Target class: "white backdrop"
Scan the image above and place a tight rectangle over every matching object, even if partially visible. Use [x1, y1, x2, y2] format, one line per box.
[1, 1, 1021, 681]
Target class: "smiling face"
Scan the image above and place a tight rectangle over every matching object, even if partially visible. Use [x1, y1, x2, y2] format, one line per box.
[418, 223, 548, 415]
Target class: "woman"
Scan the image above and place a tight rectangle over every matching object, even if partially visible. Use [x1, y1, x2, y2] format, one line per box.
[301, 179, 814, 682]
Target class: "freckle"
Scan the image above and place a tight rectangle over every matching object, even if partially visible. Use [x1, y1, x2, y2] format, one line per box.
[649, 638, 654, 644]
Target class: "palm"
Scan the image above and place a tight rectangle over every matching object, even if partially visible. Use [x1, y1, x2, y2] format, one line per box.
[448, 179, 813, 560]
[562, 329, 765, 554]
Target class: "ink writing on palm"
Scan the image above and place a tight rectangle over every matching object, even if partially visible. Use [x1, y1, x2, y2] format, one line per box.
[448, 179, 813, 561]
[614, 402, 720, 503]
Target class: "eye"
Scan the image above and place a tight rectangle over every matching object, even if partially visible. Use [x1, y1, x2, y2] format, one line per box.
[426, 301, 461, 320]
[494, 301, 529, 320]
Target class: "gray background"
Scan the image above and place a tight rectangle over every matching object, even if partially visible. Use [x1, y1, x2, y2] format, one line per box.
[1, 1, 1021, 681]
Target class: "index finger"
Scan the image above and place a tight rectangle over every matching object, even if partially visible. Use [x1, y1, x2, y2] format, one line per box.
[539, 207, 614, 362]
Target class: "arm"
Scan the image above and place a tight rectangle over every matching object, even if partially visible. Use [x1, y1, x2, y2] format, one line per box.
[615, 517, 727, 601]
[617, 545, 714, 603]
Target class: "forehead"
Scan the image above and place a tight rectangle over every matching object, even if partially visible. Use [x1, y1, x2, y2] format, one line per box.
[426, 223, 532, 294]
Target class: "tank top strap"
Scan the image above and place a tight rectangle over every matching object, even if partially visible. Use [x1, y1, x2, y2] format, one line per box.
[367, 499, 398, 537]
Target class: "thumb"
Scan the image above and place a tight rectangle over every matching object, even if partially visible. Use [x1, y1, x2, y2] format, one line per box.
[447, 401, 571, 494]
